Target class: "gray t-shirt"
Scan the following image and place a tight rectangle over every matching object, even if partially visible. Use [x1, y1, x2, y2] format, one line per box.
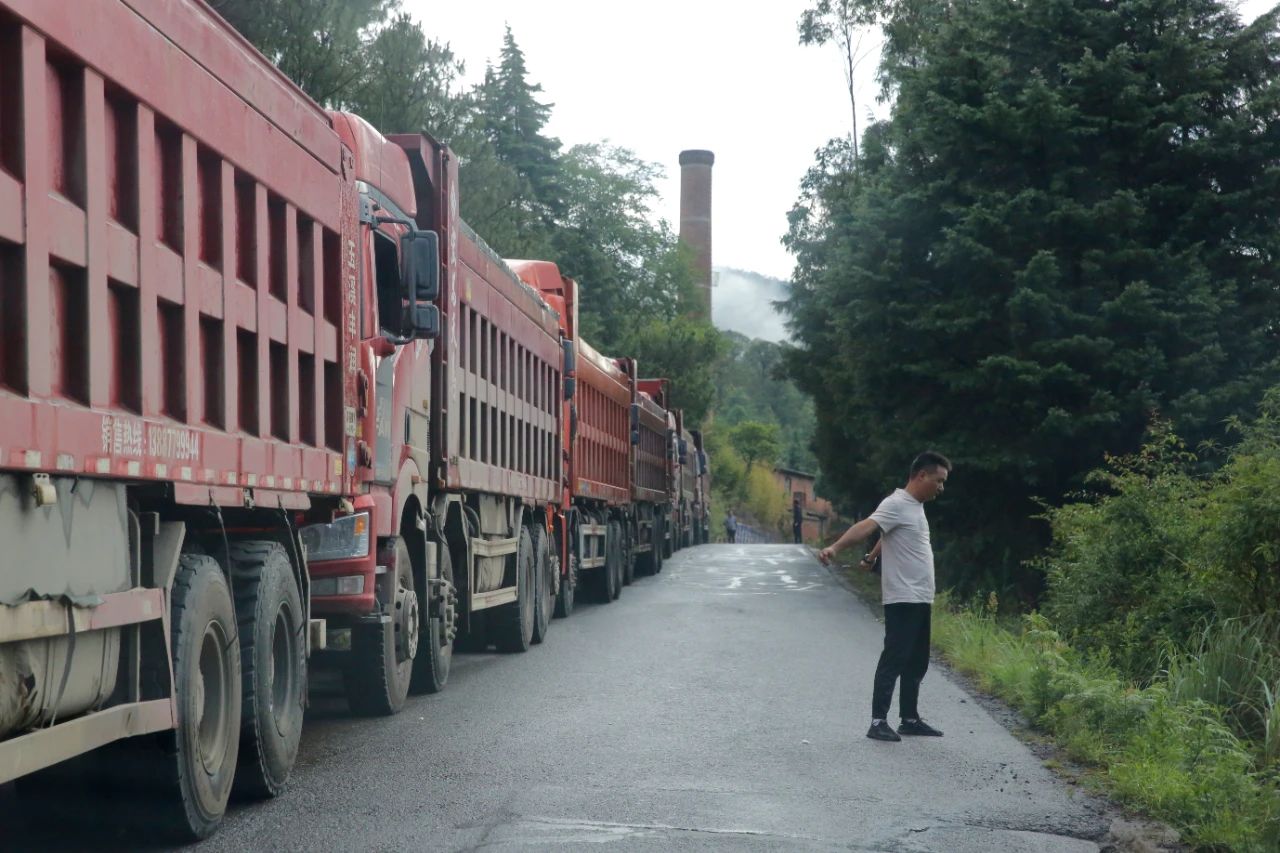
[869, 488, 935, 604]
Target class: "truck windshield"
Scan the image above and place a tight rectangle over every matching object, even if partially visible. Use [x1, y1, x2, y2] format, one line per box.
[373, 231, 405, 339]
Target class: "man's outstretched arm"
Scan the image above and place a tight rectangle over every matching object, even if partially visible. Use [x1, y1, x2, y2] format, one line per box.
[818, 518, 880, 565]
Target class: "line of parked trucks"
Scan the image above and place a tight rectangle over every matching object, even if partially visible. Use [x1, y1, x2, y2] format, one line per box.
[0, 0, 712, 839]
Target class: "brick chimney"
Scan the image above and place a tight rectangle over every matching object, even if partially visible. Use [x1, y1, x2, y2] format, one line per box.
[679, 149, 714, 318]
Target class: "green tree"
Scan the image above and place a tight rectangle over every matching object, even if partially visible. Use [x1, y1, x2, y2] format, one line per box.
[624, 316, 726, 426]
[210, 0, 394, 105]
[473, 28, 563, 225]
[716, 332, 817, 471]
[344, 13, 467, 140]
[785, 0, 1280, 595]
[798, 0, 882, 162]
[553, 143, 698, 347]
[728, 421, 782, 472]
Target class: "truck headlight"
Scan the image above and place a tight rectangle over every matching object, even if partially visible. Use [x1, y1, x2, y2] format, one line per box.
[300, 512, 370, 563]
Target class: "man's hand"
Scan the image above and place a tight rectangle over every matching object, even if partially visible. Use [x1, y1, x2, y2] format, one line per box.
[818, 546, 836, 566]
[858, 554, 876, 573]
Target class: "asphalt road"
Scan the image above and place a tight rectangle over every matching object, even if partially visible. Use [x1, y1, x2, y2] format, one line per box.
[4, 544, 1114, 851]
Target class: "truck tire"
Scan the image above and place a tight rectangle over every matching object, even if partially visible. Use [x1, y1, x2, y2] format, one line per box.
[411, 543, 453, 695]
[344, 539, 414, 715]
[155, 552, 242, 840]
[609, 521, 623, 600]
[653, 518, 665, 574]
[594, 522, 618, 603]
[531, 527, 554, 644]
[622, 523, 635, 586]
[492, 527, 535, 653]
[553, 552, 576, 619]
[635, 519, 655, 577]
[229, 540, 305, 800]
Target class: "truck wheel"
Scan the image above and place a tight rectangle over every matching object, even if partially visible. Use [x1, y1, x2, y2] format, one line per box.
[609, 521, 623, 600]
[411, 544, 453, 694]
[553, 553, 576, 619]
[492, 527, 535, 652]
[622, 524, 635, 586]
[531, 527, 554, 644]
[635, 520, 655, 576]
[156, 553, 242, 840]
[595, 522, 619, 603]
[228, 540, 305, 800]
[344, 539, 414, 715]
[654, 519, 665, 574]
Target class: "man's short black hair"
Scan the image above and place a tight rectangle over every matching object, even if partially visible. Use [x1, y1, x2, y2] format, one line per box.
[910, 451, 952, 479]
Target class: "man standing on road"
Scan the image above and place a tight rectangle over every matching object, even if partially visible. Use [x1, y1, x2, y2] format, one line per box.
[725, 510, 738, 543]
[792, 498, 804, 544]
[818, 451, 951, 743]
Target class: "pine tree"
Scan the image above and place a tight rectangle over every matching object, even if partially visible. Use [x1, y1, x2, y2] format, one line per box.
[473, 28, 564, 225]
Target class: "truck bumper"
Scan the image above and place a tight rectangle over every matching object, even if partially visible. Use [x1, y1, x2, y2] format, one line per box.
[307, 554, 378, 618]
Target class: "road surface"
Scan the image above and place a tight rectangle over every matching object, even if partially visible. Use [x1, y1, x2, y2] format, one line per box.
[4, 544, 1113, 851]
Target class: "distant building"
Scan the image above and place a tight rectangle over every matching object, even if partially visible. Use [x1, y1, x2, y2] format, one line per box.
[774, 466, 835, 542]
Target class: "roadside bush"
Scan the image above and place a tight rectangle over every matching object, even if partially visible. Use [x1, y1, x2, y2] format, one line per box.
[1197, 390, 1280, 616]
[1038, 427, 1215, 680]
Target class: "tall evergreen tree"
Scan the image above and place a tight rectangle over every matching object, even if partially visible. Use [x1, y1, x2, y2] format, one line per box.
[785, 0, 1280, 594]
[210, 0, 394, 105]
[344, 14, 467, 140]
[473, 29, 564, 225]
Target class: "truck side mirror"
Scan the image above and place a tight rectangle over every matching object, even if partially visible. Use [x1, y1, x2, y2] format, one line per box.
[410, 303, 440, 340]
[678, 438, 689, 465]
[562, 340, 576, 399]
[629, 403, 640, 445]
[401, 230, 439, 302]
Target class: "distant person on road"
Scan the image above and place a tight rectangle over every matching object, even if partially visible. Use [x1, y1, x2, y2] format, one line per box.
[792, 498, 803, 544]
[724, 511, 737, 543]
[818, 451, 952, 743]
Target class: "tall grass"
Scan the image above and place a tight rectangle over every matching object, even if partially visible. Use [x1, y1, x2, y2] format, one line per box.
[928, 597, 1280, 851]
[1164, 615, 1280, 768]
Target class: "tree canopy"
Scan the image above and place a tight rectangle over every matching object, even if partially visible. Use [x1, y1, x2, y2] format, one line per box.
[215, 1, 720, 428]
[786, 0, 1280, 593]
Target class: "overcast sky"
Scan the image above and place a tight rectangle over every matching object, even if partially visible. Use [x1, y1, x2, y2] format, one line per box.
[403, 0, 1275, 283]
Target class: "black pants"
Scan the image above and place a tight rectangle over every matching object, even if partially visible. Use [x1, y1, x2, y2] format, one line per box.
[726, 530, 736, 542]
[872, 602, 931, 720]
[792, 523, 802, 543]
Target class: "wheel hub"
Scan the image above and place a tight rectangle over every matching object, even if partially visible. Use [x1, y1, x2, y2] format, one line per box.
[394, 581, 419, 663]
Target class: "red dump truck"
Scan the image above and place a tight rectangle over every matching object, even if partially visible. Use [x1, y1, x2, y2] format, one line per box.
[512, 260, 639, 603]
[0, 0, 358, 837]
[0, 0, 564, 840]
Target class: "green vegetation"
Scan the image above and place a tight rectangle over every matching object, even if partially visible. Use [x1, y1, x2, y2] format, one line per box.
[830, 400, 1280, 848]
[786, 0, 1280, 595]
[715, 332, 817, 473]
[932, 602, 1280, 851]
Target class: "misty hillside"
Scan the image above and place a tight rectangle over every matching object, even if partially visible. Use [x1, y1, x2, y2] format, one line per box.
[711, 267, 790, 343]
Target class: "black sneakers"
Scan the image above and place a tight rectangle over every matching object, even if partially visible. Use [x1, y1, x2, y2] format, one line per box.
[866, 720, 901, 742]
[898, 718, 944, 737]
